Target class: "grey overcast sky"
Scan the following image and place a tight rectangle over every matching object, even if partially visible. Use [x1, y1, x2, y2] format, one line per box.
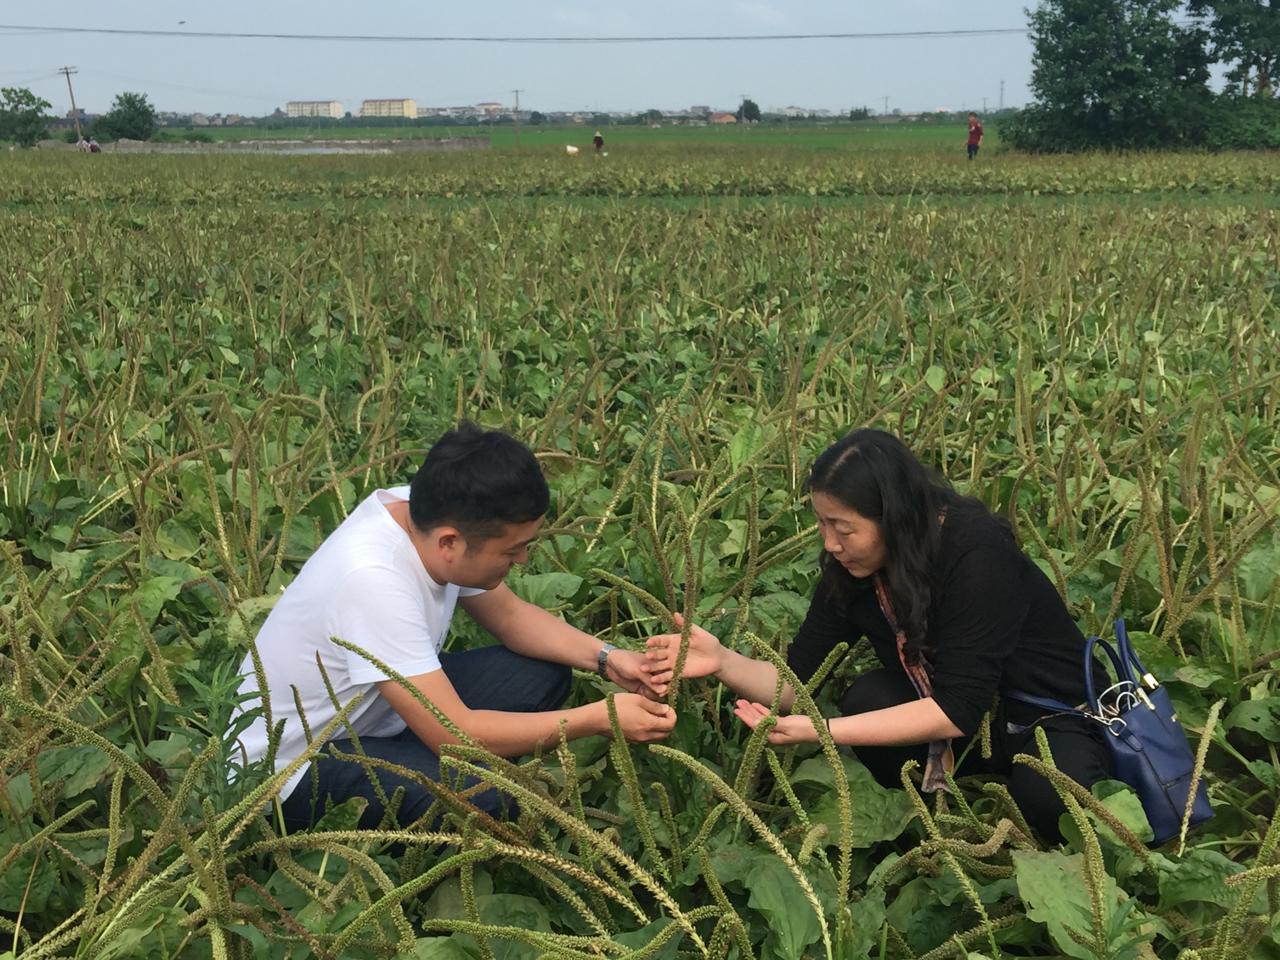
[4, 2, 1036, 117]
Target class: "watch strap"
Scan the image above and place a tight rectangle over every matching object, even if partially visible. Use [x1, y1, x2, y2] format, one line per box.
[597, 642, 617, 677]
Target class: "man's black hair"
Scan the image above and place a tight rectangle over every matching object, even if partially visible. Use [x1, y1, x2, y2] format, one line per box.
[408, 422, 549, 543]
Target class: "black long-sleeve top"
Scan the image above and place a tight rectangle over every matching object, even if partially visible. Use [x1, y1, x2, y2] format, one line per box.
[787, 501, 1092, 735]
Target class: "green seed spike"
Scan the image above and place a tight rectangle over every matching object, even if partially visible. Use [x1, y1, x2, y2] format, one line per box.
[1034, 726, 1110, 956]
[1178, 698, 1222, 856]
[328, 846, 496, 955]
[652, 744, 831, 960]
[606, 693, 671, 883]
[743, 632, 854, 906]
[460, 858, 497, 960]
[589, 568, 674, 624]
[437, 754, 697, 947]
[586, 394, 674, 553]
[1203, 810, 1280, 960]
[798, 823, 829, 866]
[698, 848, 758, 960]
[731, 711, 776, 800]
[683, 802, 729, 861]
[898, 760, 1000, 957]
[649, 779, 684, 875]
[803, 640, 850, 697]
[766, 750, 811, 828]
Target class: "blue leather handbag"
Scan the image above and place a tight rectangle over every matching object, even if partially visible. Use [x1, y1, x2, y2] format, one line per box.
[1008, 619, 1212, 845]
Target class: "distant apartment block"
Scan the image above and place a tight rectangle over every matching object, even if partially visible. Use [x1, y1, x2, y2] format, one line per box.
[287, 100, 344, 119]
[360, 98, 417, 118]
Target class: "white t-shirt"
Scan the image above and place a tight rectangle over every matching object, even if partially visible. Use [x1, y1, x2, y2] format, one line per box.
[232, 486, 485, 799]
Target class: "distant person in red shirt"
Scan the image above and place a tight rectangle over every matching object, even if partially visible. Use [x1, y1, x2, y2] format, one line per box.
[967, 113, 983, 160]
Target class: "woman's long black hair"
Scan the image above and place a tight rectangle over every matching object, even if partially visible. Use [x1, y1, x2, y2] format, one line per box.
[806, 429, 985, 664]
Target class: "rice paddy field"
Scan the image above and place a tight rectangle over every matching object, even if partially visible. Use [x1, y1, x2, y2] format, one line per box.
[1, 136, 1278, 959]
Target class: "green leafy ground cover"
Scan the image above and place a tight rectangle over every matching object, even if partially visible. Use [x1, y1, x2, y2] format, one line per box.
[1, 144, 1278, 958]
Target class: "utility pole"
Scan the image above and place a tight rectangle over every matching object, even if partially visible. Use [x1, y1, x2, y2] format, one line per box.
[982, 96, 988, 114]
[999, 79, 1005, 111]
[882, 95, 889, 116]
[512, 88, 523, 147]
[60, 66, 82, 140]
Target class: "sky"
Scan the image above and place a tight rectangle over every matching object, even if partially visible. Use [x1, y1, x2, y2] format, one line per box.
[3, 2, 1038, 118]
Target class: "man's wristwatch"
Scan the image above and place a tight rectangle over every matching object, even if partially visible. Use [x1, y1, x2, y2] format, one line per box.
[597, 642, 617, 678]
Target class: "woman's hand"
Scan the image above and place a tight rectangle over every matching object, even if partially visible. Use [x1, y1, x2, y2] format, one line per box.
[644, 614, 725, 685]
[734, 700, 821, 745]
[605, 648, 665, 700]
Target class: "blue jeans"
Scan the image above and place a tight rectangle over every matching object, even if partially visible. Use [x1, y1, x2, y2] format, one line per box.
[280, 645, 571, 831]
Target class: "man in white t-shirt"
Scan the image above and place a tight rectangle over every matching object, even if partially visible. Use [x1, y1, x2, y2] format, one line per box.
[233, 423, 675, 830]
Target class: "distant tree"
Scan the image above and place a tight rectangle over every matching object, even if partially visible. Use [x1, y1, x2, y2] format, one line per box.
[0, 87, 52, 147]
[849, 106, 871, 120]
[97, 91, 159, 141]
[641, 108, 664, 123]
[1189, 0, 1280, 94]
[529, 110, 546, 125]
[736, 98, 762, 123]
[1005, 0, 1212, 149]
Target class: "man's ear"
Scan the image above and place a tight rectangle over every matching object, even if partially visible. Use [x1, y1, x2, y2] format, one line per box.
[433, 526, 465, 554]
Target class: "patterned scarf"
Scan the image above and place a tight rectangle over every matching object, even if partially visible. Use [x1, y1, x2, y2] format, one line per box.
[873, 574, 955, 793]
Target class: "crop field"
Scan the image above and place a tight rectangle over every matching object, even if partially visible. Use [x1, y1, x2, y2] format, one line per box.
[1, 142, 1278, 959]
[179, 121, 974, 152]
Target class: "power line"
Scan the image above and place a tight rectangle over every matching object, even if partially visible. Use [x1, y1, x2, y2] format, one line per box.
[0, 22, 1031, 44]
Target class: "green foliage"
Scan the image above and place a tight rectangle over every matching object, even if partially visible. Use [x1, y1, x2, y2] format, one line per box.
[1010, 0, 1213, 150]
[0, 86, 51, 148]
[1189, 0, 1280, 94]
[736, 98, 762, 124]
[95, 90, 159, 141]
[0, 145, 1278, 957]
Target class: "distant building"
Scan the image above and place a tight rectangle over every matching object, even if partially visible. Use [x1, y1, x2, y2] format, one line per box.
[476, 101, 504, 118]
[360, 98, 417, 118]
[287, 100, 344, 119]
[709, 112, 738, 124]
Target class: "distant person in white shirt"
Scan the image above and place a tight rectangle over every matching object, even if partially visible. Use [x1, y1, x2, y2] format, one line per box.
[234, 422, 675, 831]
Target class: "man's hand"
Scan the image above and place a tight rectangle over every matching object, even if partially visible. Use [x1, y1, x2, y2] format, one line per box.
[643, 614, 724, 684]
[734, 700, 820, 745]
[612, 694, 678, 743]
[606, 648, 666, 700]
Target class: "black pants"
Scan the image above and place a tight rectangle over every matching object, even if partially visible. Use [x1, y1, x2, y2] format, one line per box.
[281, 646, 571, 831]
[839, 668, 1112, 842]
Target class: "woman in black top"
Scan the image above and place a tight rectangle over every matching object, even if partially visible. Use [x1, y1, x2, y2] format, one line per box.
[645, 428, 1111, 841]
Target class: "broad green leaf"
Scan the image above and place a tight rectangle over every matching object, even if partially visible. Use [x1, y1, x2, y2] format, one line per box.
[1157, 848, 1245, 910]
[133, 575, 183, 622]
[155, 518, 201, 560]
[729, 420, 765, 471]
[1014, 849, 1120, 960]
[746, 853, 823, 960]
[795, 755, 917, 848]
[924, 364, 946, 393]
[510, 572, 583, 609]
[613, 918, 683, 959]
[1223, 699, 1280, 740]
[412, 939, 476, 960]
[0, 849, 55, 914]
[36, 744, 115, 798]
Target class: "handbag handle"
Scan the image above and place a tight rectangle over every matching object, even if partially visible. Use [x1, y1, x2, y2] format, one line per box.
[1114, 618, 1159, 690]
[1083, 634, 1130, 714]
